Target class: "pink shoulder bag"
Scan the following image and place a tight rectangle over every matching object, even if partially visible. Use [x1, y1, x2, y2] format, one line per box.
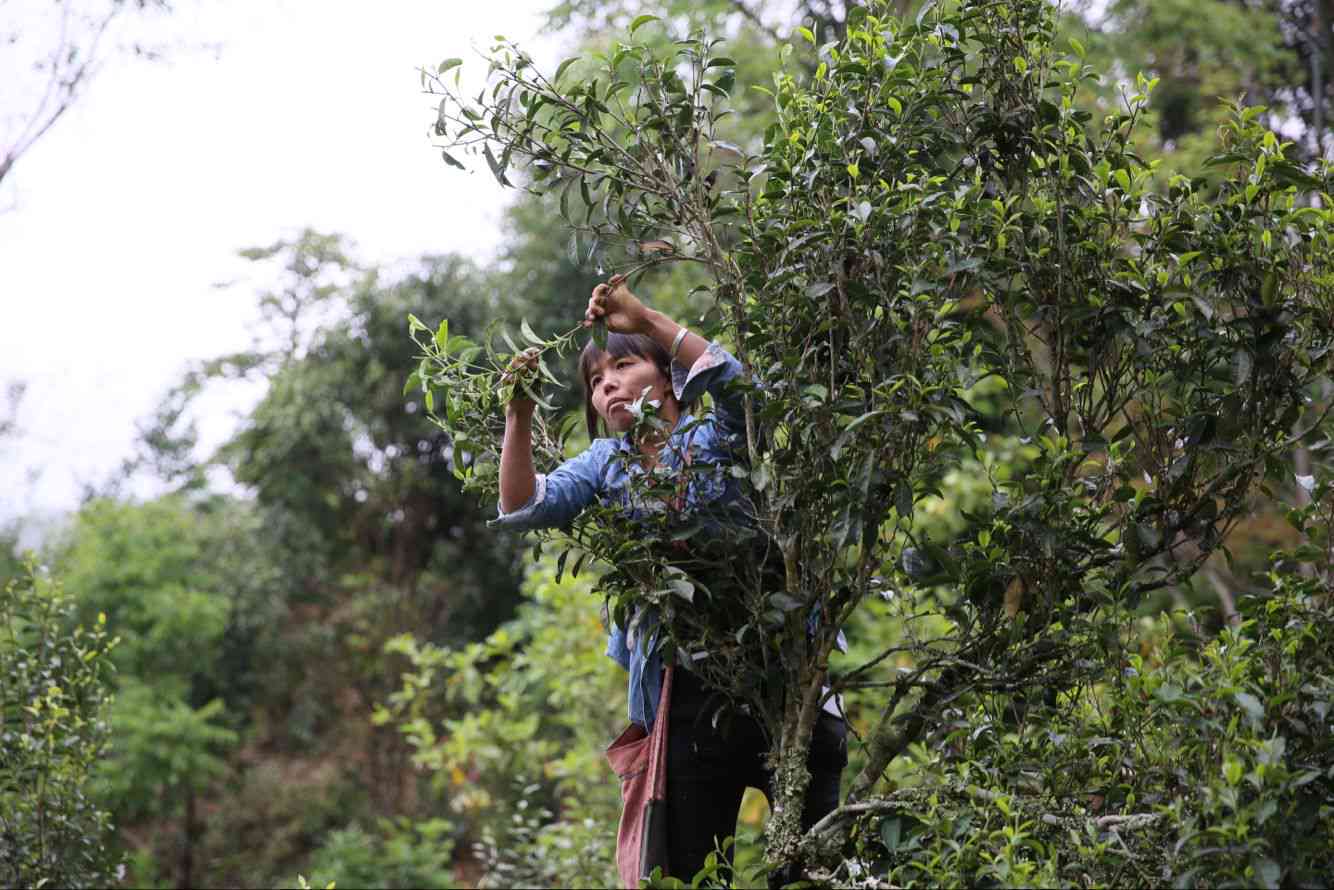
[605, 664, 674, 889]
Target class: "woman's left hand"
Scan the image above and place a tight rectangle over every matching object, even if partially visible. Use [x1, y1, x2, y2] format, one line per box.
[585, 275, 652, 335]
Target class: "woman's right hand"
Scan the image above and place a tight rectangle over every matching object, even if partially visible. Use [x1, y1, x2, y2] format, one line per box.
[502, 347, 541, 413]
[585, 274, 652, 335]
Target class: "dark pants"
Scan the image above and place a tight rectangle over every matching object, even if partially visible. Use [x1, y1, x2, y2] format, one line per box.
[664, 668, 847, 886]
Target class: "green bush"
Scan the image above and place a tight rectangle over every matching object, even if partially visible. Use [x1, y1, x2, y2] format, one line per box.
[378, 557, 624, 888]
[294, 817, 455, 890]
[839, 560, 1334, 888]
[0, 562, 120, 887]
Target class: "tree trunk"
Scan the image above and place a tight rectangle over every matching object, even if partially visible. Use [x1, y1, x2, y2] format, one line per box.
[763, 680, 821, 882]
[179, 786, 196, 890]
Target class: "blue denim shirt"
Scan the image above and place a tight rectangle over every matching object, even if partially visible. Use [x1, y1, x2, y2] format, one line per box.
[491, 342, 749, 729]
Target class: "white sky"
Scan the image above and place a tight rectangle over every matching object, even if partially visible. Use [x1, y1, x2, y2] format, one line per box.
[0, 0, 561, 528]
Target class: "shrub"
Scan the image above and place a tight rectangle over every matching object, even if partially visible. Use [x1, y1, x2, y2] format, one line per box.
[0, 562, 120, 887]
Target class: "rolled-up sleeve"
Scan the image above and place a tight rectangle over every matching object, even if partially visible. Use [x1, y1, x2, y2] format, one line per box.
[490, 439, 614, 532]
[672, 341, 748, 436]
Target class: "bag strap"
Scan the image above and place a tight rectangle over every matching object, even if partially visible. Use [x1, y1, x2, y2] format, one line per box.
[646, 664, 674, 798]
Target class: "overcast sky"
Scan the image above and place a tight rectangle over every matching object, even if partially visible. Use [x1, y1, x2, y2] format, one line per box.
[1, 0, 560, 528]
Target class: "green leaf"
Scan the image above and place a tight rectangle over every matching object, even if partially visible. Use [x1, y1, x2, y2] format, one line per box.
[667, 578, 695, 602]
[1253, 856, 1281, 890]
[1190, 295, 1214, 320]
[670, 520, 702, 542]
[437, 58, 462, 74]
[901, 548, 935, 580]
[483, 144, 510, 187]
[1154, 683, 1182, 703]
[1232, 349, 1253, 385]
[537, 356, 563, 387]
[1268, 160, 1321, 190]
[552, 57, 578, 85]
[520, 318, 544, 346]
[440, 149, 466, 170]
[629, 14, 659, 34]
[705, 57, 735, 69]
[881, 817, 902, 852]
[434, 318, 449, 350]
[402, 370, 422, 397]
[1261, 270, 1278, 305]
[1234, 691, 1264, 724]
[896, 480, 913, 518]
[831, 411, 881, 459]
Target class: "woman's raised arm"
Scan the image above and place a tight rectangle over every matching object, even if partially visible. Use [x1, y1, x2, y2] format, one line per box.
[498, 349, 539, 514]
[493, 348, 608, 532]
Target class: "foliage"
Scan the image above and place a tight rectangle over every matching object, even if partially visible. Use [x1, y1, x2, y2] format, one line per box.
[61, 234, 540, 887]
[294, 818, 455, 890]
[1074, 0, 1334, 172]
[12, 1, 1334, 887]
[154, 232, 528, 646]
[53, 496, 258, 816]
[414, 0, 1334, 878]
[49, 495, 267, 884]
[97, 681, 238, 820]
[49, 234, 549, 887]
[543, 0, 919, 49]
[0, 561, 120, 888]
[830, 549, 1334, 887]
[377, 557, 625, 888]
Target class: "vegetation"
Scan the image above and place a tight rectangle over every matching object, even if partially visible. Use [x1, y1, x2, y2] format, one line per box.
[5, 0, 1334, 887]
[1, 563, 119, 887]
[415, 0, 1333, 881]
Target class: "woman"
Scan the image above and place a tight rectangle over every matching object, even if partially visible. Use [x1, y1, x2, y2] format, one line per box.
[493, 276, 847, 885]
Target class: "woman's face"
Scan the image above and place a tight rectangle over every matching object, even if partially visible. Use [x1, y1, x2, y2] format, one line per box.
[588, 353, 674, 433]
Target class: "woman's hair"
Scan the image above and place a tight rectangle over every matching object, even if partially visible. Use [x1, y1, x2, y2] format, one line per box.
[578, 332, 674, 439]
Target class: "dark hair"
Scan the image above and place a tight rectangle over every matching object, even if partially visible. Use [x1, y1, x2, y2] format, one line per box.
[578, 332, 674, 438]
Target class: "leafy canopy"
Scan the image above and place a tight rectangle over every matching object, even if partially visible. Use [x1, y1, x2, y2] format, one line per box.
[411, 0, 1334, 879]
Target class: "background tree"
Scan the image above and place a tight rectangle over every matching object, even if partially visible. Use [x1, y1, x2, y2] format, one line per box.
[52, 495, 264, 887]
[85, 231, 536, 885]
